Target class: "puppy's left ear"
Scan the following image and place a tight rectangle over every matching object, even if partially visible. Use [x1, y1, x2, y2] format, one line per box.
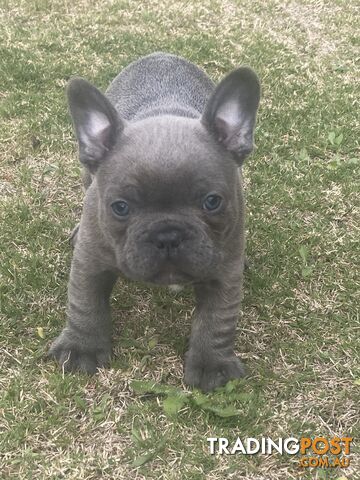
[202, 67, 260, 165]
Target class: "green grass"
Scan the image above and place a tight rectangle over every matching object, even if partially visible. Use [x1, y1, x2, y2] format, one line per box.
[0, 1, 359, 478]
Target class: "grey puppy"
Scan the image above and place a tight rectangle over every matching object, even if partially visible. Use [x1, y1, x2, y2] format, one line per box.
[49, 52, 260, 392]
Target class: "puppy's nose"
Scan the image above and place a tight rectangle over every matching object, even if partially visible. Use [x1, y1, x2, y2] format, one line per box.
[151, 228, 184, 250]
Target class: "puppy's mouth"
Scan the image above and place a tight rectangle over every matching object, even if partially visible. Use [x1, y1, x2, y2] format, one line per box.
[147, 262, 193, 286]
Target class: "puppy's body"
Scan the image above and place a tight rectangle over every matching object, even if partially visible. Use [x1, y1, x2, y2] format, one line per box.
[107, 52, 215, 120]
[49, 53, 260, 392]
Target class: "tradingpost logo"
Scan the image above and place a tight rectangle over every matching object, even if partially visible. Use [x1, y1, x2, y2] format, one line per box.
[207, 436, 353, 468]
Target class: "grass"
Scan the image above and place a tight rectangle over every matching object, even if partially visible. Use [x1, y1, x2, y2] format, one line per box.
[0, 0, 359, 478]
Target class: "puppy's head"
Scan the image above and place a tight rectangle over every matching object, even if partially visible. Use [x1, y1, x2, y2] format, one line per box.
[67, 67, 260, 285]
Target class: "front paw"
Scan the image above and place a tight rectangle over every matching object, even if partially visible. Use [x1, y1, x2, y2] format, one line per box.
[184, 351, 246, 392]
[48, 330, 111, 374]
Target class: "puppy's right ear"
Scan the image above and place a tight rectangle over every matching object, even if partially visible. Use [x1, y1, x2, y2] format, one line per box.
[67, 77, 124, 172]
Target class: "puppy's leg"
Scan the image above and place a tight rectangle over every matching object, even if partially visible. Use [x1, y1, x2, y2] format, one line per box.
[184, 264, 245, 392]
[49, 252, 117, 374]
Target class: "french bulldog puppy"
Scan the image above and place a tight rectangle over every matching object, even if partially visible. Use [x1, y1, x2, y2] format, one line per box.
[49, 52, 260, 392]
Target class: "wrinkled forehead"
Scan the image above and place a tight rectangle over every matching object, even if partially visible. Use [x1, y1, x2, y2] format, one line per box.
[121, 116, 219, 168]
[131, 165, 227, 206]
[99, 116, 236, 201]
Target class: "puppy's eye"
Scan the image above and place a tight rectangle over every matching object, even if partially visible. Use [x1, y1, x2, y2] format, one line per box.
[111, 200, 129, 217]
[203, 194, 222, 212]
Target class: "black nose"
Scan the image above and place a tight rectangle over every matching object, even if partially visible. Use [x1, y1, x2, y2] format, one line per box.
[151, 228, 184, 250]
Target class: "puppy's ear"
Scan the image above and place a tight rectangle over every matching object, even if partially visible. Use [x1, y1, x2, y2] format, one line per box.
[67, 77, 124, 172]
[202, 67, 260, 165]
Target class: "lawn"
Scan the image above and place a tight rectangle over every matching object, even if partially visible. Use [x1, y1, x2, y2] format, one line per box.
[0, 0, 359, 479]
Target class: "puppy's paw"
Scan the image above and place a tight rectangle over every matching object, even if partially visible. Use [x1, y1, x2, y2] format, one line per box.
[48, 331, 110, 374]
[184, 352, 246, 392]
